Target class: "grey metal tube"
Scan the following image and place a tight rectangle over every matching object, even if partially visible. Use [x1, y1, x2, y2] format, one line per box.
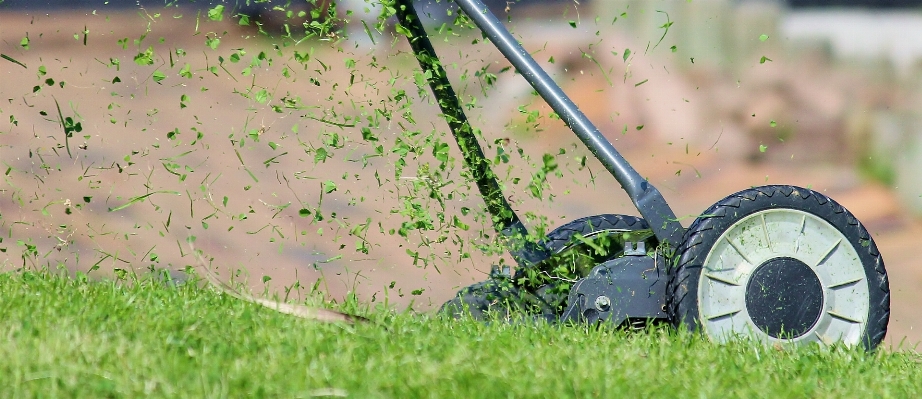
[453, 0, 686, 247]
[454, 0, 645, 198]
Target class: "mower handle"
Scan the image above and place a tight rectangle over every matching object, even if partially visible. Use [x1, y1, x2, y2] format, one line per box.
[452, 0, 686, 248]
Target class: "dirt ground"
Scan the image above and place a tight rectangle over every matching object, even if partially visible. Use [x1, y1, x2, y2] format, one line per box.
[1, 9, 919, 349]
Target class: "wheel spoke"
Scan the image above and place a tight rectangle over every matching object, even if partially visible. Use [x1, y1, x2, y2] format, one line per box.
[704, 273, 740, 286]
[705, 309, 741, 321]
[813, 331, 835, 346]
[725, 236, 755, 266]
[828, 276, 864, 289]
[814, 238, 842, 267]
[760, 213, 773, 253]
[795, 215, 806, 254]
[827, 310, 862, 324]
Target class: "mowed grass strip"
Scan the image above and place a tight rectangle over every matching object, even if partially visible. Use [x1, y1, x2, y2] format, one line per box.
[0, 270, 919, 398]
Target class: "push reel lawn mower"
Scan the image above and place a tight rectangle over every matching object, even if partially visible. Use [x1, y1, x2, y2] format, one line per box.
[393, 0, 890, 350]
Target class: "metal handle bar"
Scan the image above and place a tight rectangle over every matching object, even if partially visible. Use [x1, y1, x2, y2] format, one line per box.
[453, 0, 685, 247]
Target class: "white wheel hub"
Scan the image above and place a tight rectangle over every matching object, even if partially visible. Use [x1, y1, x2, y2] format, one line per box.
[698, 209, 870, 346]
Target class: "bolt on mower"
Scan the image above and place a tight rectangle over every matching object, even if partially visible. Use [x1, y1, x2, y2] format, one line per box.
[392, 0, 889, 350]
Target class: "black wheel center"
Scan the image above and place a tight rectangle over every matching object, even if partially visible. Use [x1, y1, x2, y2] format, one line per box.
[745, 257, 824, 339]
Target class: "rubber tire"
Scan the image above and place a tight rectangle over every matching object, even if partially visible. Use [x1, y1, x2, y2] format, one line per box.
[439, 279, 542, 320]
[542, 214, 651, 254]
[667, 185, 890, 350]
[441, 214, 652, 320]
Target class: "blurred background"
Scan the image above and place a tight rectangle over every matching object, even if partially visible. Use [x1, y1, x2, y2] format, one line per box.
[1, 0, 920, 348]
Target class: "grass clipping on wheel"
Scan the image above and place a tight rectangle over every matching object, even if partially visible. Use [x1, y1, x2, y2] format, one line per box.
[188, 241, 365, 324]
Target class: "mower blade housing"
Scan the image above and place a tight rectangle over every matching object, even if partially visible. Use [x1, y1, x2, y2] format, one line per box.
[560, 254, 669, 327]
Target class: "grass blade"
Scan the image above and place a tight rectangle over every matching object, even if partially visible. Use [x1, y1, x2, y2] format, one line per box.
[52, 96, 72, 158]
[108, 190, 180, 212]
[1, 53, 27, 68]
[188, 241, 366, 324]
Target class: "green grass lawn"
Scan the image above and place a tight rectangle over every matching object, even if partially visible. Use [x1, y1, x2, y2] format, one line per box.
[1, 270, 919, 398]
